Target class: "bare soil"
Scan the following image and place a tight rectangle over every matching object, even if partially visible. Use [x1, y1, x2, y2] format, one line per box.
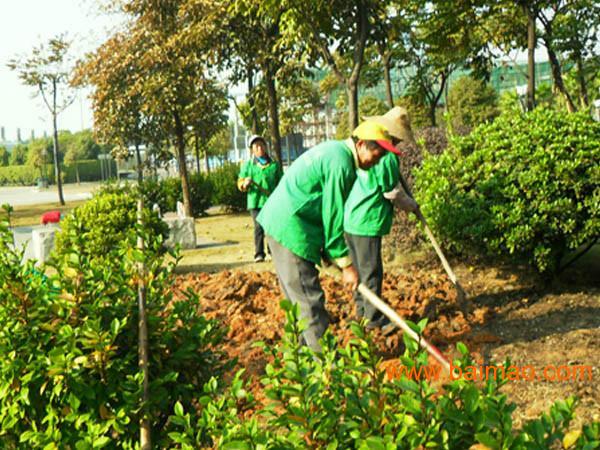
[172, 212, 599, 429]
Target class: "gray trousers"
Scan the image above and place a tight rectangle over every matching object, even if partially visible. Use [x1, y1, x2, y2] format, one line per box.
[267, 236, 328, 351]
[345, 233, 388, 328]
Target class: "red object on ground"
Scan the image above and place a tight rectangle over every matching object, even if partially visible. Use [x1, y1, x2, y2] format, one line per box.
[41, 210, 61, 225]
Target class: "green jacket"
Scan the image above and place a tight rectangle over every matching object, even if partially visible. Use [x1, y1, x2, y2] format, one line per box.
[344, 152, 400, 237]
[238, 157, 282, 210]
[257, 140, 357, 265]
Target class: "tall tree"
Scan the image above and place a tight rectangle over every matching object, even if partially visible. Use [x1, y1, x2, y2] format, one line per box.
[8, 35, 74, 205]
[182, 0, 291, 162]
[74, 31, 154, 183]
[279, 0, 373, 131]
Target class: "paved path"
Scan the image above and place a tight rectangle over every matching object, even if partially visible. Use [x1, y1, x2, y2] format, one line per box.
[0, 184, 97, 206]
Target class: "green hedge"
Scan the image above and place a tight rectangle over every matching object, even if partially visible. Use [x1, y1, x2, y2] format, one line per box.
[415, 108, 600, 274]
[0, 160, 116, 186]
[137, 163, 246, 217]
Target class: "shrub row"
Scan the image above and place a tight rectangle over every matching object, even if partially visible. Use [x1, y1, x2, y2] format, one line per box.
[0, 159, 117, 186]
[138, 163, 245, 217]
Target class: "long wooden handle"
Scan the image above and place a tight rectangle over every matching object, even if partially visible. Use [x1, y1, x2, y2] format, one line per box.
[397, 173, 464, 293]
[357, 283, 451, 373]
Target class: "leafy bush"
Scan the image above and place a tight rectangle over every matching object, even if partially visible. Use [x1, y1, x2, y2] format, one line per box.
[0, 211, 228, 448]
[54, 191, 168, 267]
[414, 108, 600, 274]
[447, 75, 499, 129]
[142, 173, 212, 217]
[169, 301, 599, 449]
[386, 126, 472, 255]
[209, 163, 246, 212]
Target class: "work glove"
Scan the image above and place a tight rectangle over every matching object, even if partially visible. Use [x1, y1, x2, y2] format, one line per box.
[383, 183, 419, 213]
[237, 177, 253, 192]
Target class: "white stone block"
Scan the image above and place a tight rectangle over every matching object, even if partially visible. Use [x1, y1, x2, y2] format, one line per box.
[163, 215, 196, 249]
[32, 226, 59, 264]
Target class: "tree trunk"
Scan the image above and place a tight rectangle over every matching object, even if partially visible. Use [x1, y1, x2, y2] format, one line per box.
[51, 94, 65, 205]
[428, 103, 437, 127]
[346, 2, 368, 131]
[264, 65, 282, 162]
[546, 45, 577, 112]
[346, 82, 359, 131]
[194, 134, 201, 173]
[173, 111, 192, 217]
[204, 151, 210, 173]
[575, 52, 589, 108]
[247, 66, 259, 134]
[526, 6, 536, 111]
[135, 142, 143, 183]
[75, 163, 80, 185]
[383, 52, 394, 108]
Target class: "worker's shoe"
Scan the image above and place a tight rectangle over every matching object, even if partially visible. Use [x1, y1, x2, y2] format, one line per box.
[254, 255, 265, 263]
[380, 322, 397, 336]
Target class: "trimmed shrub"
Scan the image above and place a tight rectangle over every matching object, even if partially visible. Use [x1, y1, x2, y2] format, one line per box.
[53, 191, 168, 267]
[414, 108, 600, 274]
[0, 160, 116, 186]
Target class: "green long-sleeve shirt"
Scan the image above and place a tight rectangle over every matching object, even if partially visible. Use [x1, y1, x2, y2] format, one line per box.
[257, 140, 357, 265]
[238, 158, 282, 210]
[343, 152, 400, 236]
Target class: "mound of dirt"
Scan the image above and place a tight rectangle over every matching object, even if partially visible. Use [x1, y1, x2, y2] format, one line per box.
[173, 269, 494, 409]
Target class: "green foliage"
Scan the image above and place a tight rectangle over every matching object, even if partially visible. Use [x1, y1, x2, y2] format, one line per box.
[415, 108, 600, 274]
[138, 164, 244, 215]
[396, 95, 432, 129]
[168, 301, 599, 449]
[335, 95, 388, 139]
[0, 160, 116, 186]
[53, 190, 168, 267]
[0, 215, 228, 447]
[138, 172, 213, 217]
[0, 146, 9, 166]
[447, 75, 499, 128]
[9, 144, 28, 165]
[209, 163, 246, 213]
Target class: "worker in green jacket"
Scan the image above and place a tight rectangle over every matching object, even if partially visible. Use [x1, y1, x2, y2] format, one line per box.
[344, 107, 419, 335]
[257, 121, 404, 351]
[237, 135, 283, 262]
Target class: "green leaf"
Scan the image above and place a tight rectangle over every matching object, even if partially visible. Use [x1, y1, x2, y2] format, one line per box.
[174, 401, 184, 417]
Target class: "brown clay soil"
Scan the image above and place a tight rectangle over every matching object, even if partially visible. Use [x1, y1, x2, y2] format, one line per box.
[172, 260, 599, 429]
[177, 211, 599, 428]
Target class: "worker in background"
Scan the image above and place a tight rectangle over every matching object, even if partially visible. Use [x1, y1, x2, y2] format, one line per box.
[258, 121, 404, 351]
[237, 135, 283, 262]
[344, 107, 419, 335]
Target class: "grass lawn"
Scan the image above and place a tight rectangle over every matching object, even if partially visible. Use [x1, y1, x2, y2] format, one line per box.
[7, 201, 87, 227]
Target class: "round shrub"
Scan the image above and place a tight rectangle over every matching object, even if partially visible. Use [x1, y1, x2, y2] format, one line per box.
[414, 108, 600, 274]
[54, 191, 168, 265]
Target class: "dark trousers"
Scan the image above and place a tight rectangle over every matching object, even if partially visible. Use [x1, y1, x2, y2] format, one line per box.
[249, 209, 265, 259]
[267, 236, 329, 351]
[345, 233, 388, 328]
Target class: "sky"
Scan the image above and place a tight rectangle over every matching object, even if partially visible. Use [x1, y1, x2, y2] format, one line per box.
[0, 0, 124, 142]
